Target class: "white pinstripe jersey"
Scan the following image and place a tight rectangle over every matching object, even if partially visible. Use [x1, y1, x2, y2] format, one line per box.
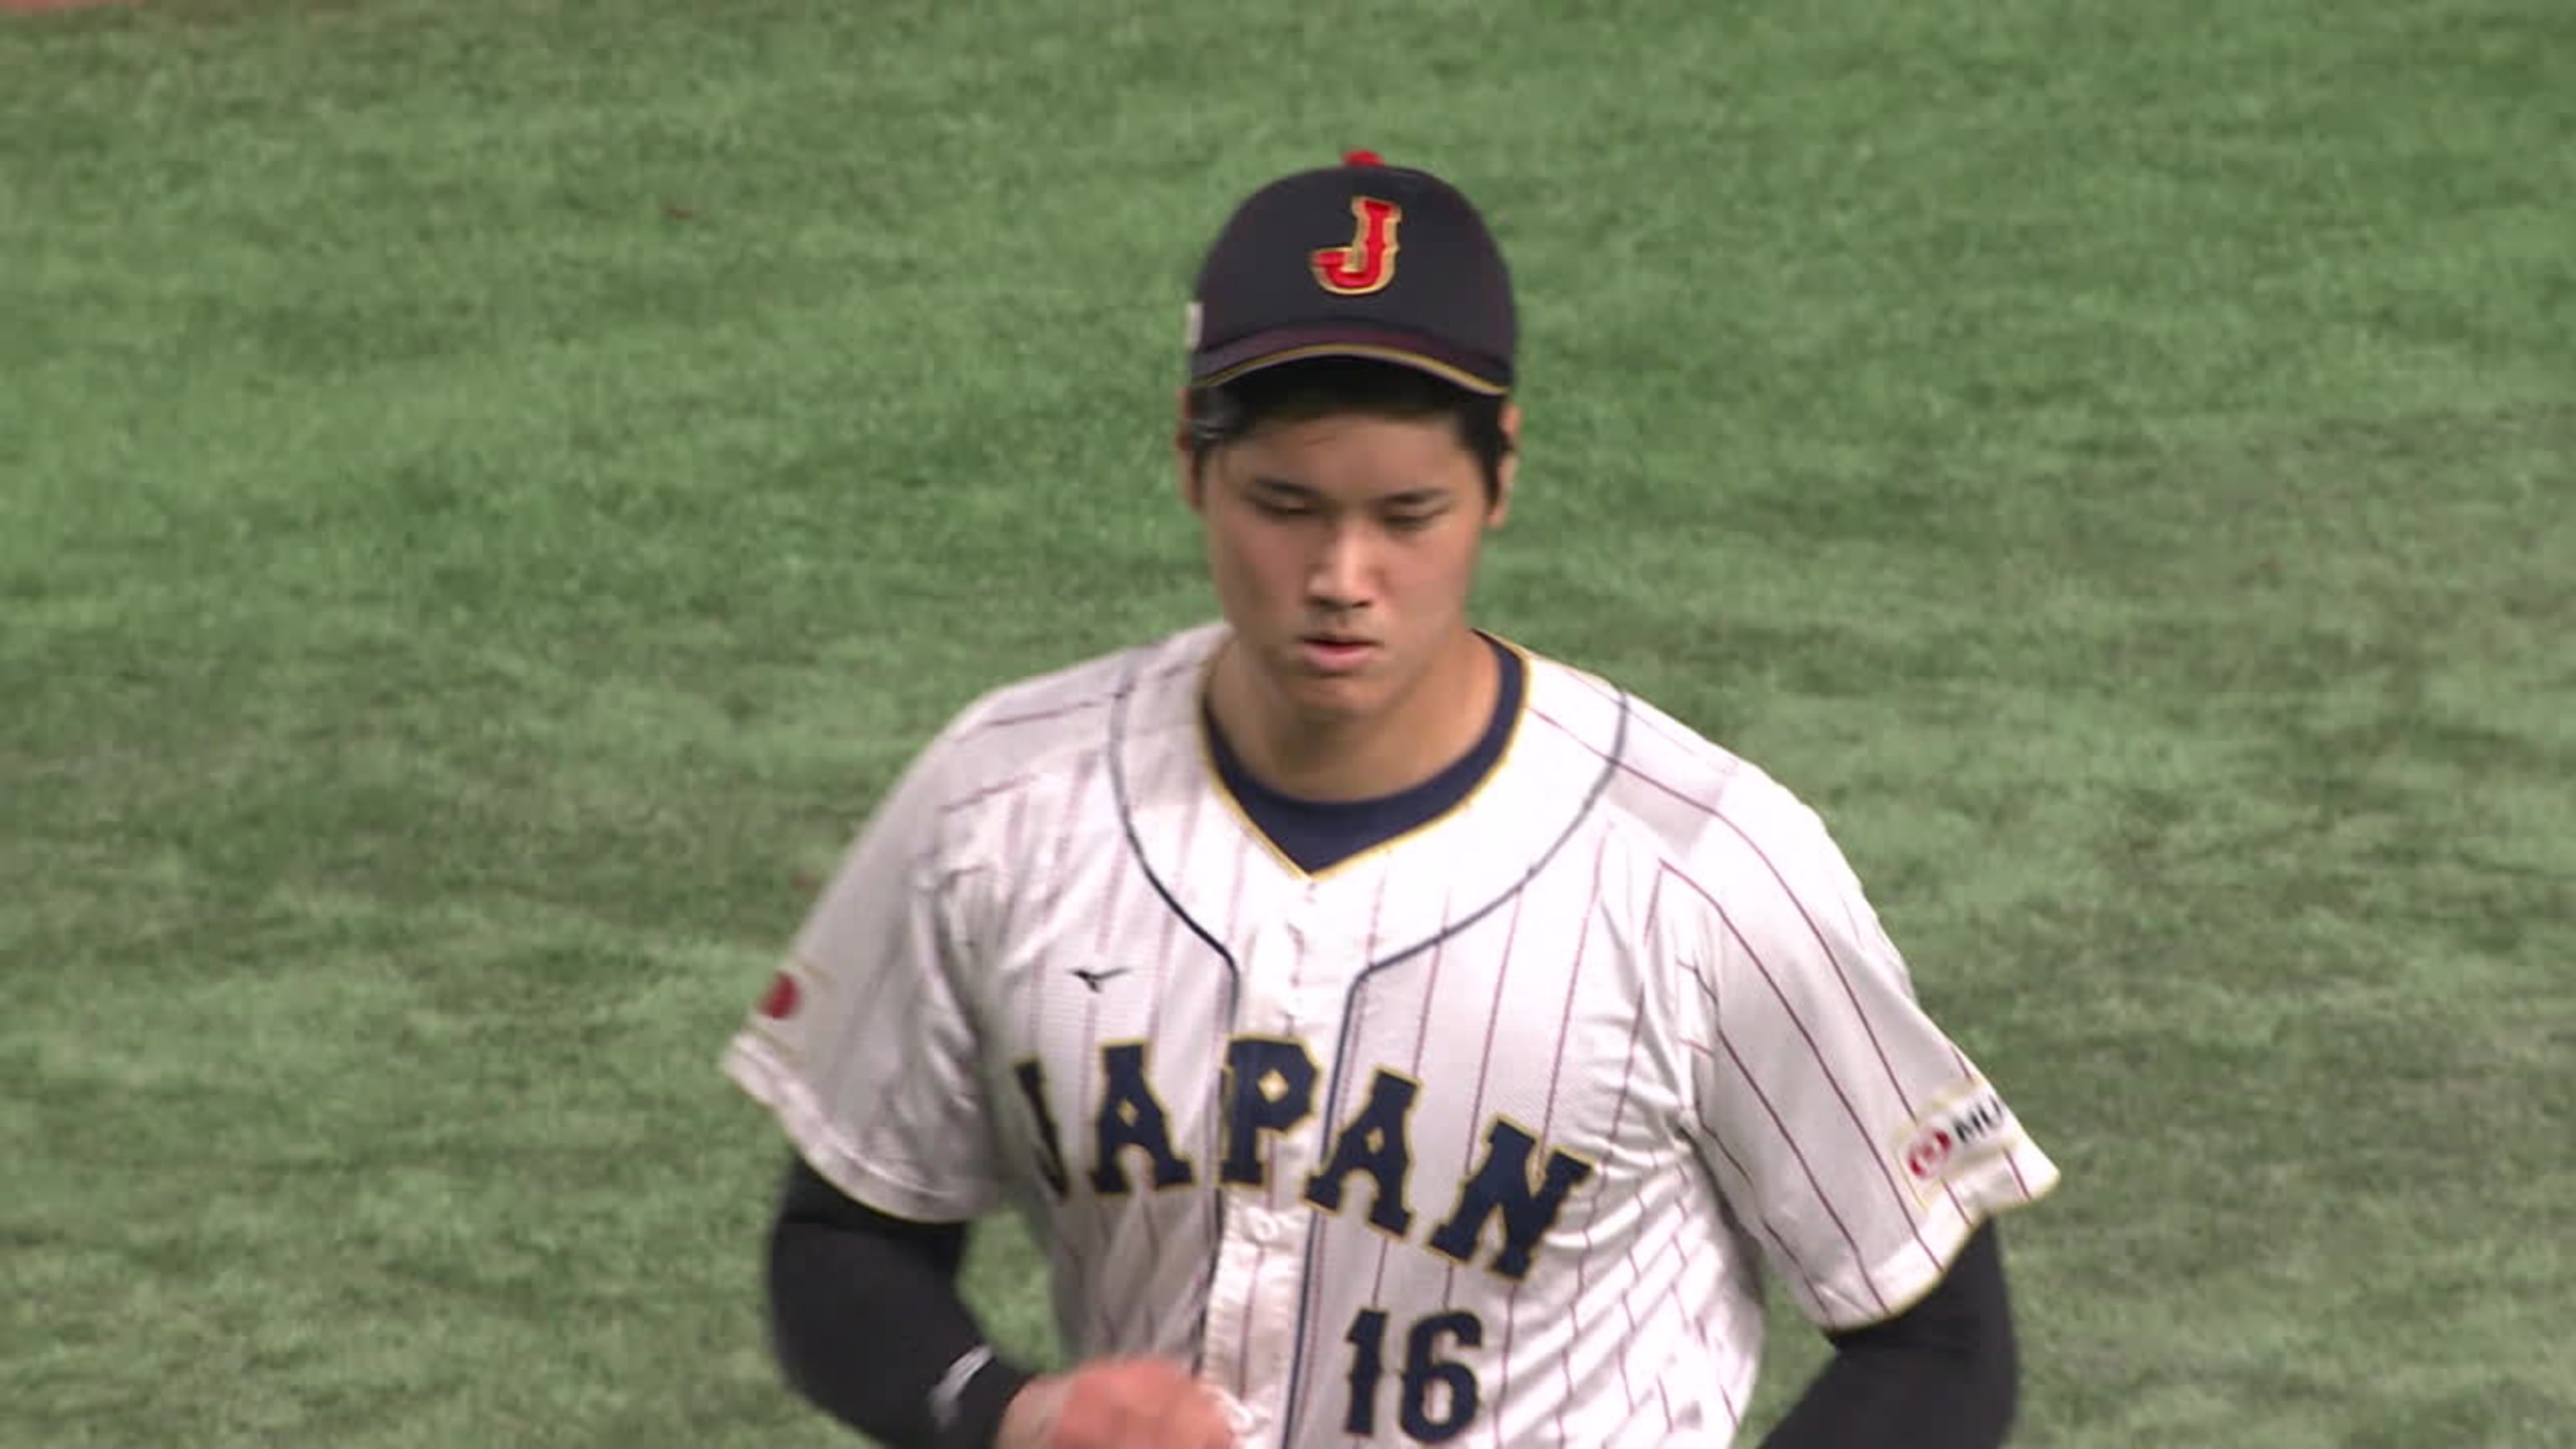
[723, 621, 2059, 1447]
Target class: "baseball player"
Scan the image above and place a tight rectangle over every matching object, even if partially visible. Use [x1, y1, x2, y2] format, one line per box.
[722, 150, 2059, 1448]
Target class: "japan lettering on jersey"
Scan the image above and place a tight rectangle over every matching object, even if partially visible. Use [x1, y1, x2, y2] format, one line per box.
[723, 621, 2059, 1446]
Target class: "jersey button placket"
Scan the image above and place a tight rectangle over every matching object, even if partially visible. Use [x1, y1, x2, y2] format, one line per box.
[1261, 1063, 1330, 1442]
[1224, 921, 1336, 1436]
[1239, 928, 1299, 1036]
[1199, 1234, 1259, 1384]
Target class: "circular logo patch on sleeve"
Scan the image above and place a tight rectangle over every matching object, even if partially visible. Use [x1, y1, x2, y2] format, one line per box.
[1897, 1085, 2016, 1193]
[758, 971, 802, 1021]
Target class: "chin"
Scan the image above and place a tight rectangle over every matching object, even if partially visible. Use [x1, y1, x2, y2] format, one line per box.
[1270, 661, 1384, 717]
[1284, 674, 1380, 717]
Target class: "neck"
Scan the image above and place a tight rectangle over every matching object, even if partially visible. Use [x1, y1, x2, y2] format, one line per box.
[1209, 628, 1499, 802]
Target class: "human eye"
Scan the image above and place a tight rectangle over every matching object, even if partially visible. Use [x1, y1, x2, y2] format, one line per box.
[1379, 498, 1448, 532]
[1240, 479, 1319, 519]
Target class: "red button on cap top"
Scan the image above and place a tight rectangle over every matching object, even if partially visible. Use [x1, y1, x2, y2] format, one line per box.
[1343, 149, 1383, 167]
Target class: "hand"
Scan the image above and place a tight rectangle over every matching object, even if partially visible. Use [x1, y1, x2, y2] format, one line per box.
[995, 1357, 1239, 1449]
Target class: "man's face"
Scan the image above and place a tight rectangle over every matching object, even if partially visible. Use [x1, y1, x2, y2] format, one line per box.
[1182, 400, 1517, 724]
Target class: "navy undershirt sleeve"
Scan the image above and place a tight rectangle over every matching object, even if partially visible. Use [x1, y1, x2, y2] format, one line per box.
[1760, 1221, 2020, 1447]
[766, 1155, 1035, 1449]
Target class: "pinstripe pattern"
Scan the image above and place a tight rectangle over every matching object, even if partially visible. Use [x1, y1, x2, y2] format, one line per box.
[720, 623, 2061, 1445]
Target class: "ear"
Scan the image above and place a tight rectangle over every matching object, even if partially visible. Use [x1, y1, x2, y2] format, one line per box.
[1488, 401, 1521, 527]
[1174, 385, 1204, 513]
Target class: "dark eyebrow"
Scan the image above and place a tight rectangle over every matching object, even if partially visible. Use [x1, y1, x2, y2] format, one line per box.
[1246, 475, 1322, 501]
[1245, 476, 1452, 508]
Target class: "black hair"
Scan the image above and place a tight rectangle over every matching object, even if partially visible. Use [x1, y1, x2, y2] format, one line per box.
[1183, 357, 1513, 504]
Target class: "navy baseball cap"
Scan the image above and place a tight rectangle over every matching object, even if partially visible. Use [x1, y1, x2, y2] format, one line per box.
[1186, 150, 1516, 397]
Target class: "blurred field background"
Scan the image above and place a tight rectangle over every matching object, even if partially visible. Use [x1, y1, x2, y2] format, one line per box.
[3, 0, 2571, 1444]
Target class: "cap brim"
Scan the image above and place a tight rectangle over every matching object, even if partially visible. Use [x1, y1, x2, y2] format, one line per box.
[1190, 325, 1510, 397]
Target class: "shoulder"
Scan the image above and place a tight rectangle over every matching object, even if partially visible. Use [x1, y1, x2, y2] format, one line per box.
[1510, 641, 1864, 901]
[908, 621, 1225, 818]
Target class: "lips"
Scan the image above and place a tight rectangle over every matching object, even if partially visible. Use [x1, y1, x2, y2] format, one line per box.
[1299, 636, 1376, 673]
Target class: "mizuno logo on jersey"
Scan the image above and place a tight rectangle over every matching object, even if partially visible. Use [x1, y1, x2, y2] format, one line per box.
[1070, 966, 1134, 993]
[1011, 1038, 1598, 1283]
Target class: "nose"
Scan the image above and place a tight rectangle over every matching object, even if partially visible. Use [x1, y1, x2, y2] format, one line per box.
[1305, 519, 1374, 612]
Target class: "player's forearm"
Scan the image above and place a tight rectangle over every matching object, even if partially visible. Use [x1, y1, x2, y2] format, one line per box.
[766, 1159, 1036, 1449]
[1758, 1337, 2016, 1447]
[1759, 1222, 2019, 1448]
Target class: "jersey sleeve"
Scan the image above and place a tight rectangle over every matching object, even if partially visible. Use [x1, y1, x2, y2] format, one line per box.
[720, 723, 1006, 1224]
[1680, 775, 2059, 1332]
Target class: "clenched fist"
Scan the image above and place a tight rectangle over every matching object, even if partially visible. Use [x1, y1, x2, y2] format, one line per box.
[995, 1357, 1241, 1449]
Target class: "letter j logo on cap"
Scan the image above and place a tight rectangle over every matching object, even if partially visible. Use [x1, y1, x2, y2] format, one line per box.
[1311, 196, 1403, 296]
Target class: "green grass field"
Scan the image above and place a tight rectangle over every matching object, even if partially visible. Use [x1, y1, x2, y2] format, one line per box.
[4, 1, 2572, 1444]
